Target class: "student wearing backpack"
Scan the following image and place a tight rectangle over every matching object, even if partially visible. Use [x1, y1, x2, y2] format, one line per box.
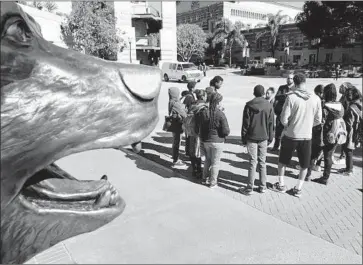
[195, 93, 230, 188]
[181, 81, 197, 157]
[337, 87, 362, 176]
[314, 84, 345, 185]
[185, 89, 208, 178]
[168, 87, 187, 166]
[334, 82, 355, 164]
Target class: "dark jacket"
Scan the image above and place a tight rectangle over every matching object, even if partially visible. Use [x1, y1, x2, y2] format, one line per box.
[196, 108, 230, 143]
[322, 101, 345, 145]
[344, 100, 362, 149]
[241, 97, 274, 144]
[182, 91, 196, 111]
[273, 84, 292, 116]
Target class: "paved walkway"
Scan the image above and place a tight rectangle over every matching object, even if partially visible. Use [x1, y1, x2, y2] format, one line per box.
[137, 131, 362, 257]
[27, 149, 362, 264]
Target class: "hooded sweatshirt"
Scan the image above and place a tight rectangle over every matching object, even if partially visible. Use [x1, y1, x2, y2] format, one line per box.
[344, 100, 362, 149]
[322, 101, 345, 145]
[241, 97, 274, 144]
[168, 87, 187, 119]
[280, 89, 322, 140]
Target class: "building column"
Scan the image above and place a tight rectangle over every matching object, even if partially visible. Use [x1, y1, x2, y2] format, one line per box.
[159, 1, 177, 64]
[114, 2, 138, 64]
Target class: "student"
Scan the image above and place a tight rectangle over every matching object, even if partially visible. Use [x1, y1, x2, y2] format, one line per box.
[313, 84, 344, 185]
[195, 93, 230, 188]
[209, 76, 224, 91]
[182, 81, 197, 112]
[271, 73, 322, 197]
[187, 89, 208, 177]
[182, 81, 197, 156]
[338, 87, 362, 176]
[298, 84, 324, 177]
[271, 73, 295, 151]
[334, 82, 355, 164]
[239, 85, 274, 195]
[168, 87, 187, 166]
[265, 87, 276, 104]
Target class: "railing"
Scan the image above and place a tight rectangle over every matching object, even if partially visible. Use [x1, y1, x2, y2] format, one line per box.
[132, 5, 161, 18]
[135, 35, 160, 47]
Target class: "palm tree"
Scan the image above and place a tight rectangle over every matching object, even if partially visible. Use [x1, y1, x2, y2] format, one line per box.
[255, 10, 290, 58]
[211, 18, 246, 67]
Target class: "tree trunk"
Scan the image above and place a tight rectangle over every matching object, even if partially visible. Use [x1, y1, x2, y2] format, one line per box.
[229, 47, 232, 67]
[316, 46, 320, 64]
[272, 48, 275, 59]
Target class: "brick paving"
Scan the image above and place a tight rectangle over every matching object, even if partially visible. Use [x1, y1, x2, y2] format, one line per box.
[137, 74, 363, 256]
[138, 135, 362, 256]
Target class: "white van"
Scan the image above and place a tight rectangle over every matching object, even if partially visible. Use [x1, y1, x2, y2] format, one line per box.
[161, 62, 203, 82]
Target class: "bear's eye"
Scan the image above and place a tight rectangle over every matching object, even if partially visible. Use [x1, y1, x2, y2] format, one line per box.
[3, 19, 32, 45]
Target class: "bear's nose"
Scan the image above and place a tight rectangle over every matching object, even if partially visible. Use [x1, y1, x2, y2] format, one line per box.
[119, 65, 162, 100]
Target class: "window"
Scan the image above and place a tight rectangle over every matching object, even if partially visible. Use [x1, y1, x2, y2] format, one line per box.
[177, 64, 183, 71]
[295, 35, 304, 47]
[293, 55, 301, 63]
[254, 56, 261, 60]
[325, 53, 333, 63]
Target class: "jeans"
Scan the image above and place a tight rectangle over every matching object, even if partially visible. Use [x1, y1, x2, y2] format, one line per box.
[322, 143, 338, 179]
[342, 144, 353, 172]
[247, 140, 268, 189]
[172, 132, 181, 163]
[202, 142, 224, 185]
[185, 134, 190, 156]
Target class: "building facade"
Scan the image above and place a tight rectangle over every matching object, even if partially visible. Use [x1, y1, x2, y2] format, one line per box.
[18, 1, 177, 64]
[176, 1, 300, 33]
[241, 23, 363, 65]
[115, 1, 177, 64]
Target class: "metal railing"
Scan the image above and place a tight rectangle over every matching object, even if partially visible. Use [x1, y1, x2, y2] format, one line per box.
[135, 35, 160, 47]
[132, 5, 161, 18]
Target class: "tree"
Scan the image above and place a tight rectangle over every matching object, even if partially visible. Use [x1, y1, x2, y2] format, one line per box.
[44, 1, 58, 12]
[211, 18, 246, 66]
[255, 10, 290, 58]
[61, 1, 125, 61]
[296, 1, 363, 60]
[177, 24, 208, 62]
[205, 33, 223, 65]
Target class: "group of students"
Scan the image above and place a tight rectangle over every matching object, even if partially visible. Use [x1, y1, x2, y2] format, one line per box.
[167, 76, 229, 188]
[166, 73, 362, 196]
[241, 73, 362, 197]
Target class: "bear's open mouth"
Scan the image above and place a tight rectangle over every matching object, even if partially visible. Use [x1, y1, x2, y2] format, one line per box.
[17, 163, 125, 215]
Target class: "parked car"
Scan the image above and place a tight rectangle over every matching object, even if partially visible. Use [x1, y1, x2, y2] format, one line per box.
[161, 62, 203, 83]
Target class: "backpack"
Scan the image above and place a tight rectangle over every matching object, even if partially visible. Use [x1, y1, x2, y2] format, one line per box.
[326, 118, 347, 145]
[350, 105, 362, 146]
[183, 105, 207, 137]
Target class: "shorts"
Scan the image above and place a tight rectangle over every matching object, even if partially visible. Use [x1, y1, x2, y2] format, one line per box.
[279, 136, 312, 169]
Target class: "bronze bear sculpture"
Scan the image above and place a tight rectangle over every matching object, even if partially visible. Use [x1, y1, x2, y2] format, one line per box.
[1, 2, 162, 264]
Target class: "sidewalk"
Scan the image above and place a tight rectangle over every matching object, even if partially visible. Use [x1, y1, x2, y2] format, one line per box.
[137, 131, 363, 257]
[27, 149, 361, 264]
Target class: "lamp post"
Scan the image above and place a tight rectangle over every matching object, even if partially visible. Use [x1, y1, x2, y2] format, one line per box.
[128, 37, 132, 64]
[243, 40, 249, 68]
[312, 38, 320, 64]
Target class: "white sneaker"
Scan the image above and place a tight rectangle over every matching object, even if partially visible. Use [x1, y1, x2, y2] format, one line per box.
[172, 160, 185, 167]
[312, 165, 321, 172]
